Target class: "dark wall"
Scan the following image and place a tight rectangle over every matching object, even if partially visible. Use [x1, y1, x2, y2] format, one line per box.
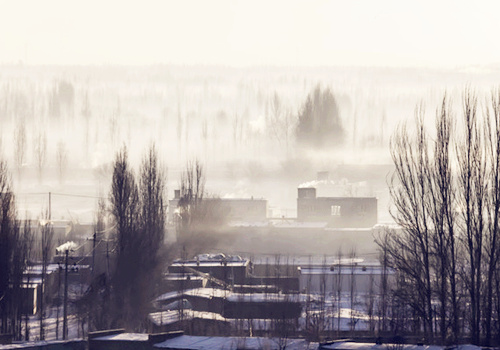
[297, 196, 377, 228]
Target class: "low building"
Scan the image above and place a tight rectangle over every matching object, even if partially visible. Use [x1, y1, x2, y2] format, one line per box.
[319, 341, 444, 350]
[168, 254, 250, 285]
[297, 188, 377, 228]
[88, 329, 317, 350]
[88, 329, 183, 350]
[154, 334, 317, 350]
[168, 191, 268, 224]
[0, 339, 85, 349]
[298, 260, 394, 294]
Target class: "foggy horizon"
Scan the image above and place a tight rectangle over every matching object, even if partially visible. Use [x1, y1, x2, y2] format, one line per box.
[2, 0, 500, 68]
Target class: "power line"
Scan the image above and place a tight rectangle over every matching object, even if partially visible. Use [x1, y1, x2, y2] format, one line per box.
[18, 192, 108, 200]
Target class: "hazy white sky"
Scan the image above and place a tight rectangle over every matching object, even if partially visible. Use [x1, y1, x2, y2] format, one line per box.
[1, 0, 499, 67]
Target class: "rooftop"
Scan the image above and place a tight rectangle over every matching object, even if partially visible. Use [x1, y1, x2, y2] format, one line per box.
[154, 335, 316, 350]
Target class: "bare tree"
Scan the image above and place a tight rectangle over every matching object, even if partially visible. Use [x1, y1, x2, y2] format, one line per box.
[484, 89, 500, 345]
[456, 90, 487, 344]
[21, 218, 34, 341]
[176, 160, 227, 258]
[109, 146, 139, 329]
[56, 141, 68, 184]
[376, 229, 390, 335]
[0, 160, 29, 339]
[382, 90, 500, 344]
[335, 248, 342, 337]
[135, 144, 167, 325]
[39, 209, 54, 340]
[385, 106, 433, 341]
[426, 96, 459, 342]
[13, 118, 26, 178]
[349, 249, 357, 333]
[266, 92, 293, 157]
[34, 130, 47, 183]
[108, 145, 168, 331]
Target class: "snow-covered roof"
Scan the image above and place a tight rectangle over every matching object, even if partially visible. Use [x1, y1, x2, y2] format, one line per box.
[155, 287, 303, 304]
[25, 264, 60, 274]
[165, 273, 203, 281]
[320, 342, 443, 350]
[225, 292, 303, 303]
[154, 335, 316, 350]
[93, 333, 149, 341]
[271, 221, 328, 229]
[298, 266, 392, 276]
[0, 339, 84, 349]
[171, 260, 249, 268]
[448, 345, 481, 350]
[155, 288, 229, 303]
[186, 288, 232, 299]
[228, 221, 270, 228]
[149, 310, 227, 326]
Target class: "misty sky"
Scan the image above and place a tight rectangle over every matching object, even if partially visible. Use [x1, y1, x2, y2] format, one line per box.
[1, 0, 500, 67]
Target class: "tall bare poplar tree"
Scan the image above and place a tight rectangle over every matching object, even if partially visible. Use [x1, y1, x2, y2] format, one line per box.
[0, 161, 33, 340]
[109, 147, 139, 329]
[483, 89, 500, 345]
[427, 96, 459, 341]
[456, 90, 487, 344]
[39, 209, 54, 340]
[109, 145, 167, 331]
[386, 106, 433, 341]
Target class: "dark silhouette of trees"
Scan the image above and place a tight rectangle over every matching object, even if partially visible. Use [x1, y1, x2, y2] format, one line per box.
[56, 141, 68, 184]
[296, 85, 345, 149]
[13, 119, 26, 179]
[266, 92, 293, 157]
[384, 89, 500, 345]
[484, 89, 500, 344]
[108, 145, 166, 331]
[34, 130, 47, 183]
[0, 160, 33, 340]
[176, 160, 228, 259]
[109, 146, 139, 329]
[386, 105, 433, 341]
[38, 209, 54, 340]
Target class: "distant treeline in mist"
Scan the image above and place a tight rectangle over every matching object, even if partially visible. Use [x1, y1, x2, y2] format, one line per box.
[0, 64, 429, 184]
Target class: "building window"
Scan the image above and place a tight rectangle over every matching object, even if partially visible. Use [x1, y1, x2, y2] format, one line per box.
[331, 205, 341, 216]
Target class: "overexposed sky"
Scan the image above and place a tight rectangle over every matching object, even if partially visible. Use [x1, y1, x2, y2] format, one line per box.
[1, 0, 499, 67]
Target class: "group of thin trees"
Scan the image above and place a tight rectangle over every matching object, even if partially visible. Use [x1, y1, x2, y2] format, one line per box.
[104, 145, 167, 331]
[175, 160, 229, 259]
[383, 89, 500, 345]
[0, 160, 35, 340]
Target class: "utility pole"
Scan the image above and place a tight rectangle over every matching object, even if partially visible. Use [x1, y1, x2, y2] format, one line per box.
[56, 263, 61, 339]
[106, 240, 110, 277]
[63, 249, 69, 340]
[92, 231, 96, 275]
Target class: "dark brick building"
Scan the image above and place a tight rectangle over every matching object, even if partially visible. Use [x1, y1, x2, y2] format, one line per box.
[297, 188, 377, 228]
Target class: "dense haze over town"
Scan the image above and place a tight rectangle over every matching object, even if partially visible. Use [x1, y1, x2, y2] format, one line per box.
[3, 1, 500, 348]
[1, 0, 500, 224]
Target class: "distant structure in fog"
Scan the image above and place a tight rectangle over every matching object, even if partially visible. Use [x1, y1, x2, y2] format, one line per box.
[168, 190, 267, 224]
[297, 187, 377, 228]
